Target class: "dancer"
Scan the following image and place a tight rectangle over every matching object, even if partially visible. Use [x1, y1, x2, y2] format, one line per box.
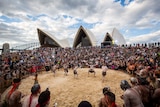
[101, 63, 108, 82]
[34, 73, 38, 84]
[51, 64, 57, 77]
[73, 65, 78, 78]
[88, 63, 96, 77]
[63, 64, 68, 76]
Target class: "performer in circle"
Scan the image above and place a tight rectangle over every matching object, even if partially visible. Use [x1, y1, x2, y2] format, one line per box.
[101, 63, 108, 82]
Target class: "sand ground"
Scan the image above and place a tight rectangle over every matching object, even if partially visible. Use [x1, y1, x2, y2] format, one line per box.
[1, 68, 131, 107]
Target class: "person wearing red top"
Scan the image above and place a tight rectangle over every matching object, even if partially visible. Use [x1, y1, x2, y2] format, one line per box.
[5, 78, 22, 107]
[22, 83, 41, 107]
[99, 87, 119, 107]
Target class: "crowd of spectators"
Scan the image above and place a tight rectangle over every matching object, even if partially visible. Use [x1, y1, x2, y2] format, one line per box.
[0, 42, 160, 107]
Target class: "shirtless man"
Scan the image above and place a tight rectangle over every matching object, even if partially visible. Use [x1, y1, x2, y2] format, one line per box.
[63, 64, 68, 76]
[101, 63, 108, 82]
[36, 88, 50, 107]
[73, 65, 78, 78]
[152, 88, 160, 107]
[5, 78, 23, 107]
[22, 84, 41, 107]
[99, 87, 119, 107]
[88, 63, 96, 77]
[51, 64, 57, 77]
[0, 93, 2, 107]
[120, 80, 144, 107]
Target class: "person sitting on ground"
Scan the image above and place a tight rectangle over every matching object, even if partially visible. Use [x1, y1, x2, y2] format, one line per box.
[152, 87, 160, 107]
[130, 77, 138, 87]
[22, 83, 41, 107]
[78, 100, 92, 107]
[5, 78, 23, 107]
[99, 86, 110, 107]
[36, 88, 50, 107]
[99, 86, 119, 107]
[120, 80, 144, 107]
[0, 93, 3, 107]
[135, 77, 154, 107]
[154, 70, 160, 89]
[105, 91, 119, 107]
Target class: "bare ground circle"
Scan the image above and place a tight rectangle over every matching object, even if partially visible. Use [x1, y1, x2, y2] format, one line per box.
[2, 68, 131, 107]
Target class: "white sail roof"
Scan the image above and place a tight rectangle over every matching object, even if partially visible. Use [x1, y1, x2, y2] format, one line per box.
[37, 28, 70, 48]
[112, 28, 126, 45]
[73, 26, 97, 47]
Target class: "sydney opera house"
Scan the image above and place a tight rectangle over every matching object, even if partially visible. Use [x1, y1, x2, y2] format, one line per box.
[37, 26, 126, 48]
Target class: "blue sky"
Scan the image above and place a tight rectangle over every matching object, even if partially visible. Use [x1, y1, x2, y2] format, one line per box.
[0, 0, 160, 48]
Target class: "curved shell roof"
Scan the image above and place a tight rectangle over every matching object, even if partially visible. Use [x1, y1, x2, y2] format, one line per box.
[37, 28, 70, 48]
[103, 32, 113, 42]
[73, 26, 97, 48]
[112, 28, 126, 45]
[37, 26, 126, 48]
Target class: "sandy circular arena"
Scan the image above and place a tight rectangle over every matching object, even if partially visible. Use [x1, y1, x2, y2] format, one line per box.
[2, 68, 131, 107]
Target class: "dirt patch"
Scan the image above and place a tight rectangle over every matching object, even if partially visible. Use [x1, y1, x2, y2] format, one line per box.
[1, 68, 131, 107]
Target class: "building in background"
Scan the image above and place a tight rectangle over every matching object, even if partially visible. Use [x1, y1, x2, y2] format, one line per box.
[73, 26, 97, 48]
[112, 28, 126, 46]
[37, 28, 70, 48]
[2, 43, 10, 54]
[101, 32, 113, 48]
[37, 26, 126, 48]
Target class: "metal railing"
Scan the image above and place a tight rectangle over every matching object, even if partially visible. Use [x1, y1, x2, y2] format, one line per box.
[10, 42, 40, 51]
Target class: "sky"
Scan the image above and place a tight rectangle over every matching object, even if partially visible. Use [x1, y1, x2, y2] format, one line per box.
[0, 0, 160, 49]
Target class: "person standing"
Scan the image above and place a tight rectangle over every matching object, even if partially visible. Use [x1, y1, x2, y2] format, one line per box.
[101, 63, 108, 82]
[51, 64, 57, 77]
[36, 88, 50, 107]
[63, 63, 68, 76]
[34, 73, 38, 84]
[73, 65, 78, 78]
[88, 63, 96, 77]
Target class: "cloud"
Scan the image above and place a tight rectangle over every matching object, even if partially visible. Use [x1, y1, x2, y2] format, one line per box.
[0, 0, 160, 49]
[127, 30, 160, 44]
